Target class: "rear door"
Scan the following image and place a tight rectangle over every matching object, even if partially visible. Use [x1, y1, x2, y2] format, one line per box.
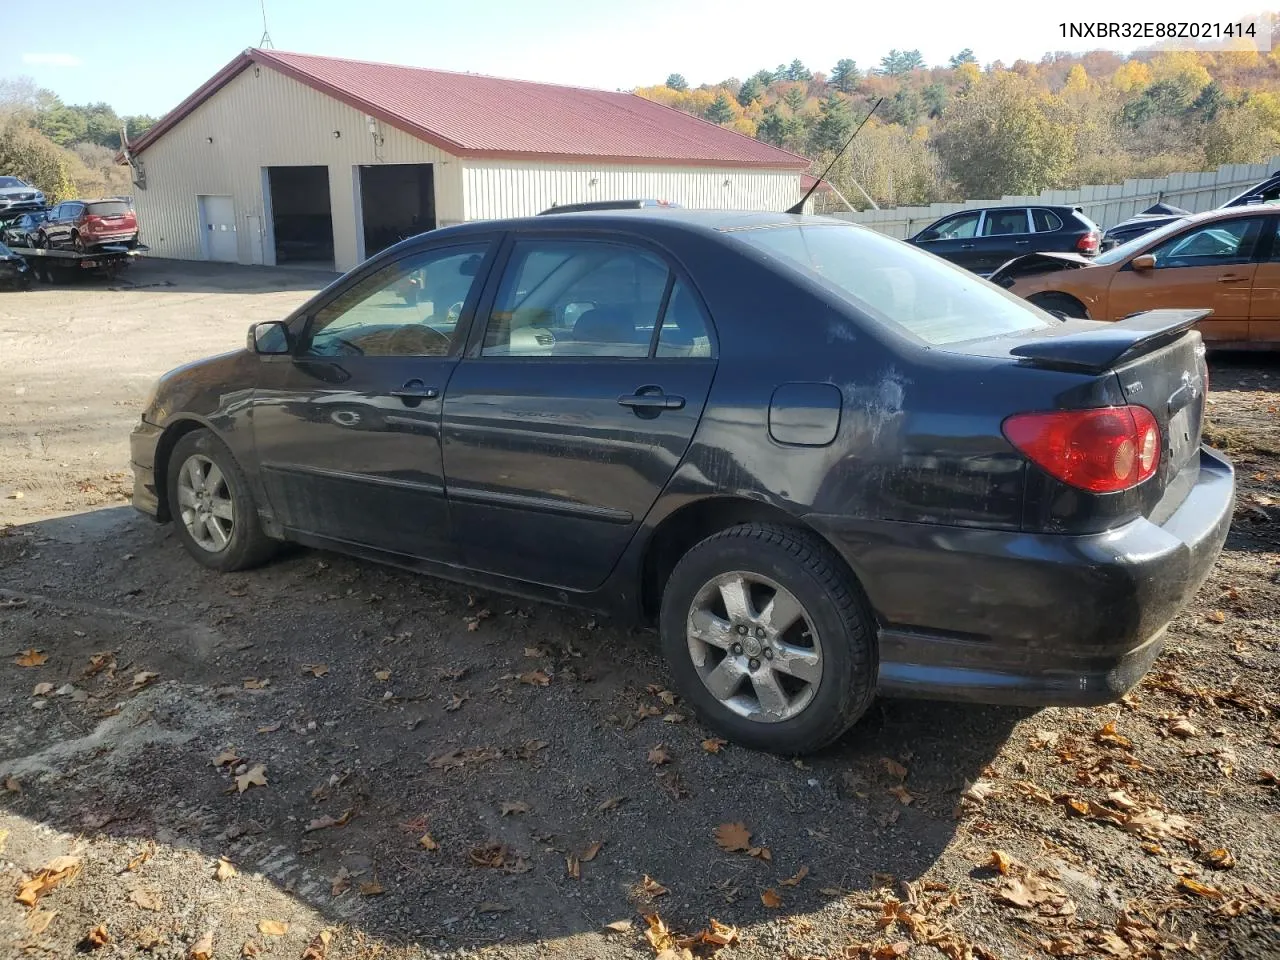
[1107, 216, 1266, 343]
[442, 235, 717, 591]
[912, 211, 983, 270]
[972, 208, 1032, 275]
[1247, 215, 1280, 345]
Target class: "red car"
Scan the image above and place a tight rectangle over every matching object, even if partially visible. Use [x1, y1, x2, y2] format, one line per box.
[36, 198, 139, 252]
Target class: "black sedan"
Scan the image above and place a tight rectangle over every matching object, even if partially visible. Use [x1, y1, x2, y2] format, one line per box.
[0, 242, 31, 289]
[0, 211, 47, 248]
[131, 211, 1233, 754]
[908, 205, 1101, 276]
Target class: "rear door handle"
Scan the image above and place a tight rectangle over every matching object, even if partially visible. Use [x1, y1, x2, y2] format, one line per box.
[1216, 274, 1249, 283]
[959, 243, 975, 249]
[618, 389, 685, 411]
[1014, 240, 1030, 245]
[390, 379, 439, 400]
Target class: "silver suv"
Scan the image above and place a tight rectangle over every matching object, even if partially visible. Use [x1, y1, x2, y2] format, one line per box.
[0, 176, 46, 213]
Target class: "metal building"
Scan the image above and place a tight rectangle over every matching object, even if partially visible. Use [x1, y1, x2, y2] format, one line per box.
[122, 49, 810, 273]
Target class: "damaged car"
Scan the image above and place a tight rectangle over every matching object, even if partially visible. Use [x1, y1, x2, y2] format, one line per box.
[994, 206, 1280, 347]
[131, 211, 1234, 753]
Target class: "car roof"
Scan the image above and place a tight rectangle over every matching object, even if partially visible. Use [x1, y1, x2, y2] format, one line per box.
[1168, 205, 1278, 225]
[432, 209, 855, 239]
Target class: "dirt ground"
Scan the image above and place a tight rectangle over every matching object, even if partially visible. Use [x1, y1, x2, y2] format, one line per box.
[0, 260, 1277, 960]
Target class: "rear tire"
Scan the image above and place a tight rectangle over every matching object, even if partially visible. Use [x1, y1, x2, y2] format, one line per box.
[71, 232, 85, 254]
[166, 429, 277, 572]
[34, 232, 48, 249]
[1028, 292, 1089, 319]
[659, 523, 877, 755]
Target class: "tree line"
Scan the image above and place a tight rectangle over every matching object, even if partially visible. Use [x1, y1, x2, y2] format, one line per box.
[639, 47, 1280, 211]
[0, 78, 156, 204]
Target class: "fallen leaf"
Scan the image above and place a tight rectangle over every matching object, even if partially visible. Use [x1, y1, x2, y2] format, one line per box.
[961, 779, 993, 803]
[14, 649, 48, 667]
[713, 821, 752, 852]
[501, 801, 529, 816]
[16, 855, 82, 906]
[84, 924, 111, 949]
[580, 840, 604, 862]
[701, 738, 728, 753]
[662, 712, 686, 724]
[374, 669, 391, 681]
[873, 941, 912, 959]
[523, 646, 548, 658]
[477, 902, 510, 913]
[641, 874, 669, 897]
[1206, 848, 1236, 869]
[25, 909, 56, 935]
[2, 776, 18, 793]
[131, 671, 158, 689]
[1013, 780, 1053, 804]
[256, 721, 282, 734]
[300, 930, 333, 960]
[647, 744, 671, 766]
[519, 669, 551, 686]
[889, 785, 915, 805]
[748, 845, 771, 861]
[1095, 720, 1132, 749]
[566, 853, 581, 880]
[235, 764, 267, 793]
[258, 919, 288, 936]
[305, 809, 354, 832]
[761, 888, 782, 908]
[1106, 789, 1141, 812]
[214, 858, 237, 881]
[32, 682, 54, 696]
[1178, 877, 1223, 899]
[1168, 718, 1199, 738]
[330, 868, 350, 896]
[596, 795, 626, 812]
[604, 919, 633, 933]
[241, 941, 261, 958]
[1259, 769, 1279, 786]
[989, 850, 1016, 875]
[359, 880, 385, 896]
[418, 833, 439, 851]
[881, 757, 909, 780]
[302, 663, 329, 677]
[125, 846, 153, 872]
[644, 913, 676, 952]
[83, 653, 115, 678]
[780, 865, 810, 886]
[129, 888, 161, 911]
[213, 750, 240, 768]
[445, 693, 470, 712]
[1208, 610, 1226, 623]
[242, 678, 268, 690]
[1030, 729, 1059, 749]
[188, 932, 213, 959]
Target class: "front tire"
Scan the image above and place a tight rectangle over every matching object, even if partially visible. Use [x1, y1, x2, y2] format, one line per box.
[166, 429, 276, 572]
[659, 523, 877, 754]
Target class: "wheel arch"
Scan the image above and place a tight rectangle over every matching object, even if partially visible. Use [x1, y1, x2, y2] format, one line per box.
[152, 415, 220, 522]
[637, 495, 866, 624]
[1026, 290, 1091, 319]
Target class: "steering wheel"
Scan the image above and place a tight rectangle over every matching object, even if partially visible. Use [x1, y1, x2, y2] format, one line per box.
[332, 336, 365, 356]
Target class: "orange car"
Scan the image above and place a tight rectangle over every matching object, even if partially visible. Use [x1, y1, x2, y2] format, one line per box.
[993, 206, 1280, 347]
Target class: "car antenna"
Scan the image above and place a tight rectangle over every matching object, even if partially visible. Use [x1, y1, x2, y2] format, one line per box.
[786, 97, 883, 215]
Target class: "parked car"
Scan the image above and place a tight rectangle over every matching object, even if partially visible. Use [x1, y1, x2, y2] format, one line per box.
[539, 199, 683, 214]
[0, 241, 31, 289]
[0, 211, 48, 247]
[1102, 170, 1280, 249]
[131, 211, 1233, 754]
[35, 198, 139, 251]
[908, 205, 1101, 276]
[993, 205, 1280, 347]
[0, 176, 46, 213]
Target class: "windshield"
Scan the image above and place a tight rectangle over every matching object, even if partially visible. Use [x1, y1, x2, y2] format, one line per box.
[0, 177, 27, 189]
[1095, 217, 1190, 265]
[731, 221, 1053, 346]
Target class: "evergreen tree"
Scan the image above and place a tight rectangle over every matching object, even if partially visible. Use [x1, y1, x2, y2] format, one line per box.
[831, 59, 860, 94]
[737, 76, 763, 107]
[784, 86, 806, 113]
[889, 85, 923, 127]
[810, 93, 853, 152]
[665, 73, 688, 91]
[752, 68, 775, 87]
[1193, 82, 1229, 121]
[787, 59, 812, 82]
[923, 82, 949, 118]
[757, 108, 786, 146]
[948, 48, 978, 68]
[880, 49, 925, 75]
[704, 93, 735, 125]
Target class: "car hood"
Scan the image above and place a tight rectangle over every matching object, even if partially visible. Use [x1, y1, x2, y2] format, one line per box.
[0, 186, 39, 197]
[988, 251, 1096, 286]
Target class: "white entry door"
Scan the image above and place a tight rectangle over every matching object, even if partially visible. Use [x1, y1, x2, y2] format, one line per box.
[198, 195, 237, 262]
[245, 214, 265, 265]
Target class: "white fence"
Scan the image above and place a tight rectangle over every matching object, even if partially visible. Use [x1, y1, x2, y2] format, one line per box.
[833, 157, 1280, 238]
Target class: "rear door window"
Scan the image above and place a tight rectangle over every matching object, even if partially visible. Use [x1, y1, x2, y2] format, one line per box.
[1032, 209, 1063, 232]
[980, 209, 1030, 236]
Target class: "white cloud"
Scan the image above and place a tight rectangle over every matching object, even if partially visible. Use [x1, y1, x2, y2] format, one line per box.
[21, 52, 82, 68]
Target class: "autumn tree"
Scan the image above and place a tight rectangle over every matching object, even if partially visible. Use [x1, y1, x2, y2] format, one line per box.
[665, 73, 688, 91]
[831, 59, 860, 93]
[934, 71, 1073, 197]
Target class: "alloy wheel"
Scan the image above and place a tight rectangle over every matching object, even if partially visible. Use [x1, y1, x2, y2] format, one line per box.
[176, 454, 235, 552]
[686, 571, 823, 723]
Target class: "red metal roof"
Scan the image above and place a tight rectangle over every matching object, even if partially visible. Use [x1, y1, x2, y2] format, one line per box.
[128, 49, 809, 169]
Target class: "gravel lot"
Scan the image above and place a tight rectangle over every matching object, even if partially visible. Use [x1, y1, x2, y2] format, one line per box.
[1, 260, 1277, 960]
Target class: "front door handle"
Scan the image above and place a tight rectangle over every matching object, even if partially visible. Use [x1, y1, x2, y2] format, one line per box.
[390, 379, 440, 400]
[959, 242, 975, 249]
[1014, 240, 1030, 245]
[1216, 274, 1249, 283]
[618, 388, 685, 412]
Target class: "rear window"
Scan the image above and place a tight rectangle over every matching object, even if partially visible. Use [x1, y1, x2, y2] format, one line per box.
[733, 222, 1052, 346]
[87, 201, 129, 217]
[1032, 209, 1063, 232]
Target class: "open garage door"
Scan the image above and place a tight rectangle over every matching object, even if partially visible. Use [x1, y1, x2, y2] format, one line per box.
[266, 166, 334, 269]
[359, 164, 435, 260]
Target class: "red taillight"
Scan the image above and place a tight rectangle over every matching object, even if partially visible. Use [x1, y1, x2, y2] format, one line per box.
[1077, 231, 1100, 255]
[1003, 406, 1161, 493]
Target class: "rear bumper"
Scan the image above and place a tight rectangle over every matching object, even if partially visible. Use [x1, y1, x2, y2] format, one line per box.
[807, 446, 1235, 706]
[130, 419, 162, 520]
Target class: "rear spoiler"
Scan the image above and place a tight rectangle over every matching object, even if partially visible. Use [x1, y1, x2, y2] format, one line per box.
[1009, 309, 1209, 373]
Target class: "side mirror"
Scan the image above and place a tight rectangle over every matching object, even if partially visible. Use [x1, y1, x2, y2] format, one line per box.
[1131, 254, 1156, 271]
[248, 320, 291, 355]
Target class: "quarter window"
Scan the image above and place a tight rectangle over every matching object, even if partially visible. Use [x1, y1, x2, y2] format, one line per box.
[1147, 218, 1263, 268]
[655, 280, 712, 358]
[1032, 209, 1063, 233]
[302, 244, 487, 357]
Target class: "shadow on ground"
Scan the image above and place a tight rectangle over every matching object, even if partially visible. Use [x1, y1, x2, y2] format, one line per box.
[19, 257, 338, 296]
[0, 507, 1025, 952]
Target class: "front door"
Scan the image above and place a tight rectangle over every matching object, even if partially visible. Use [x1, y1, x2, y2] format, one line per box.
[199, 195, 238, 262]
[1106, 216, 1266, 342]
[442, 236, 717, 592]
[912, 210, 983, 271]
[252, 240, 494, 560]
[970, 207, 1031, 275]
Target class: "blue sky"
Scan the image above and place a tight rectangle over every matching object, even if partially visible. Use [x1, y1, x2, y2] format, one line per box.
[1, 0, 1263, 116]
